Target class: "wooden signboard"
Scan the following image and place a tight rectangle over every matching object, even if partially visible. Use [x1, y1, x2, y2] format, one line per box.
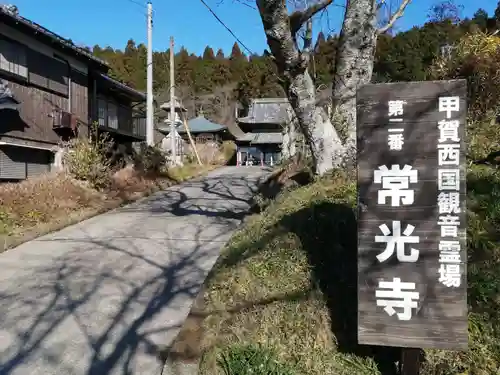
[356, 80, 468, 350]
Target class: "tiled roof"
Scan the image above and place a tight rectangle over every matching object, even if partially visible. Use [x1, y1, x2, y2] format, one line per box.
[238, 98, 292, 124]
[236, 132, 283, 144]
[236, 133, 255, 142]
[178, 116, 226, 133]
[97, 73, 146, 101]
[160, 96, 187, 112]
[252, 133, 283, 144]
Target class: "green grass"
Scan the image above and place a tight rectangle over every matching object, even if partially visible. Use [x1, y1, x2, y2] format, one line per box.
[197, 164, 500, 375]
[216, 344, 296, 375]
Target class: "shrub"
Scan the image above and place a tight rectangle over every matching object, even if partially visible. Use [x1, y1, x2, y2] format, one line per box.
[467, 115, 500, 161]
[429, 31, 500, 121]
[220, 140, 237, 164]
[133, 143, 166, 174]
[63, 129, 112, 190]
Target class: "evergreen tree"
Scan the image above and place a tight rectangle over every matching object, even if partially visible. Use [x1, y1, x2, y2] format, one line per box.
[314, 31, 326, 52]
[202, 46, 215, 60]
[495, 1, 500, 25]
[472, 8, 489, 30]
[89, 7, 494, 118]
[230, 42, 245, 60]
[216, 48, 225, 59]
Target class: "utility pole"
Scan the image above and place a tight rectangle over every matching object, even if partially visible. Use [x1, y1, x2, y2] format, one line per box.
[146, 1, 154, 146]
[169, 36, 176, 163]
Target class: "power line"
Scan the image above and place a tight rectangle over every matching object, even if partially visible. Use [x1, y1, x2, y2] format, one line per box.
[199, 0, 254, 55]
[122, 0, 147, 8]
[118, 0, 152, 18]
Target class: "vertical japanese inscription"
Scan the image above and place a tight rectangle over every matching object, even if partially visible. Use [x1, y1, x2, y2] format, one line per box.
[356, 80, 468, 350]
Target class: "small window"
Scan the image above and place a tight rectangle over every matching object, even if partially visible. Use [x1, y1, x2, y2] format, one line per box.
[133, 116, 146, 136]
[98, 98, 107, 127]
[0, 39, 28, 78]
[107, 101, 118, 129]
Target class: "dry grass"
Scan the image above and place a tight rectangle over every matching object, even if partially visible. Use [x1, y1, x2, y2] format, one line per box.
[195, 163, 500, 375]
[186, 141, 236, 166]
[198, 171, 371, 375]
[0, 163, 216, 252]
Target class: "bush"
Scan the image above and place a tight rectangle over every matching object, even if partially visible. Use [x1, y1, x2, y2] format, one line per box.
[217, 344, 296, 375]
[220, 140, 237, 164]
[63, 130, 112, 190]
[429, 31, 500, 121]
[467, 115, 500, 162]
[133, 143, 166, 174]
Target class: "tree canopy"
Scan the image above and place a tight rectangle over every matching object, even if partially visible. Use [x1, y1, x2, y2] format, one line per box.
[90, 5, 497, 109]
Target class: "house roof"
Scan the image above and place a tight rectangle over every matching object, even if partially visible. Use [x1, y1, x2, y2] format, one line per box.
[237, 97, 292, 124]
[160, 96, 187, 112]
[252, 133, 283, 144]
[178, 115, 227, 134]
[0, 5, 109, 69]
[236, 132, 283, 144]
[97, 73, 146, 101]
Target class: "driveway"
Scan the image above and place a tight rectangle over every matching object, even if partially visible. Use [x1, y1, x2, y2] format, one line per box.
[0, 166, 269, 375]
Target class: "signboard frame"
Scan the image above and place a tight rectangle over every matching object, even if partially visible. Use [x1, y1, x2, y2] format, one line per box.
[356, 79, 468, 350]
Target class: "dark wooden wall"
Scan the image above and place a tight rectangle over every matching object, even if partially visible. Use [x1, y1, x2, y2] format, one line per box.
[0, 33, 90, 144]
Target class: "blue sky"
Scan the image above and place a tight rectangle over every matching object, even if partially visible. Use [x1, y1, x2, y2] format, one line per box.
[10, 0, 498, 56]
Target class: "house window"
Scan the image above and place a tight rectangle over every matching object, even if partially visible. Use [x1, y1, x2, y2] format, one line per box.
[27, 50, 68, 96]
[133, 116, 146, 137]
[107, 101, 118, 129]
[97, 98, 107, 127]
[0, 39, 28, 78]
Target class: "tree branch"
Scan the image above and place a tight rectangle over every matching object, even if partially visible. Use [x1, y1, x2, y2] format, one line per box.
[289, 0, 334, 35]
[301, 19, 313, 63]
[377, 0, 411, 34]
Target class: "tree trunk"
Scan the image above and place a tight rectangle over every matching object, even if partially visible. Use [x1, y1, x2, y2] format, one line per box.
[256, 0, 345, 175]
[331, 0, 378, 161]
[287, 69, 345, 174]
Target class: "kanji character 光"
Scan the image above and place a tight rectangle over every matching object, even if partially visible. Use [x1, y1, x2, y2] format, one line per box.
[375, 221, 420, 263]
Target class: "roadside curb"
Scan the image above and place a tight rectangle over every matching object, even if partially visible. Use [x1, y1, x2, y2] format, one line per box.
[161, 288, 206, 375]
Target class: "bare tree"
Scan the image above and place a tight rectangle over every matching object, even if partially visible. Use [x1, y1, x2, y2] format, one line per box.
[331, 0, 410, 161]
[257, 0, 345, 174]
[256, 0, 411, 175]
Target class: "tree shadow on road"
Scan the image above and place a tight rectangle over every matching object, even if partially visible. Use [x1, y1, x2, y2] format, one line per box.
[280, 201, 401, 375]
[0, 168, 268, 375]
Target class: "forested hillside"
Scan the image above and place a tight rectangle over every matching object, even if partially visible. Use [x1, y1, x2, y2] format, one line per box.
[90, 4, 499, 123]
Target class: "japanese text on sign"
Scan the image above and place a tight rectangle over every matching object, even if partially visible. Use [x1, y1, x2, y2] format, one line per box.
[437, 97, 462, 288]
[372, 99, 421, 321]
[388, 100, 406, 150]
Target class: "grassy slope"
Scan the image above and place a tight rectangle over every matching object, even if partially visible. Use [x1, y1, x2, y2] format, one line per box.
[198, 165, 500, 375]
[0, 163, 215, 251]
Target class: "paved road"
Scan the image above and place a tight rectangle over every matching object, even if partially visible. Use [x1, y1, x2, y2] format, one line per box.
[0, 166, 268, 375]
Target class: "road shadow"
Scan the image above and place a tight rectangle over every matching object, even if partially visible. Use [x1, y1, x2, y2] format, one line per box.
[0, 167, 268, 375]
[280, 201, 401, 375]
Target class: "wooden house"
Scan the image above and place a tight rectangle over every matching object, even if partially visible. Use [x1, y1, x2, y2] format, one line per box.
[0, 5, 146, 180]
[235, 98, 290, 166]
